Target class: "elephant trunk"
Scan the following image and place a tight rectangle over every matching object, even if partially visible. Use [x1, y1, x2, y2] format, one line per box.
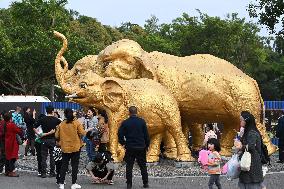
[54, 31, 72, 94]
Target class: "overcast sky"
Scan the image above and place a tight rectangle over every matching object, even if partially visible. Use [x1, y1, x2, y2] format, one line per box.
[0, 0, 274, 37]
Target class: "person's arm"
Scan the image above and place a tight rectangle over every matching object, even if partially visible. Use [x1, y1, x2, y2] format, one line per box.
[86, 162, 100, 180]
[246, 131, 258, 153]
[143, 120, 150, 149]
[77, 121, 87, 136]
[12, 123, 22, 135]
[118, 122, 126, 146]
[55, 125, 60, 140]
[41, 129, 55, 137]
[101, 169, 113, 181]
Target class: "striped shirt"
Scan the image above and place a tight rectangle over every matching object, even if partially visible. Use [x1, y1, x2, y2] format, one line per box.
[207, 151, 221, 174]
[53, 146, 62, 162]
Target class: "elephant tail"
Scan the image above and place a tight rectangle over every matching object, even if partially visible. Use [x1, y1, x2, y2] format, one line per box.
[252, 79, 264, 124]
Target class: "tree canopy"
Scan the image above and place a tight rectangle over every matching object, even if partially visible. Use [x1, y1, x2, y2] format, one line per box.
[0, 0, 284, 101]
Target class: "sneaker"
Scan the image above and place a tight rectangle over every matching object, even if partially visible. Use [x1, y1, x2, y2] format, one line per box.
[71, 183, 81, 189]
[107, 180, 114, 185]
[7, 172, 19, 177]
[37, 172, 42, 177]
[58, 184, 64, 189]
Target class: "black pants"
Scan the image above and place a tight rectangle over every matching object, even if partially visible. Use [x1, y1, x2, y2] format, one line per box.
[59, 151, 80, 184]
[35, 142, 42, 173]
[5, 159, 16, 173]
[98, 143, 107, 152]
[41, 139, 55, 174]
[92, 169, 114, 180]
[125, 148, 148, 185]
[0, 148, 5, 173]
[55, 160, 62, 183]
[208, 174, 222, 189]
[279, 146, 284, 162]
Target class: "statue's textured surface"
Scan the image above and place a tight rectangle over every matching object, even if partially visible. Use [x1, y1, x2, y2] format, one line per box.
[54, 31, 276, 162]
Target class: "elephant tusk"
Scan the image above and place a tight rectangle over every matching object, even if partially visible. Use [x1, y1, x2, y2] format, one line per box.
[65, 93, 78, 98]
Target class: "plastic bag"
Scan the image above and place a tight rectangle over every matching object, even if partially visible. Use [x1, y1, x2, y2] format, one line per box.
[198, 149, 210, 166]
[226, 154, 241, 179]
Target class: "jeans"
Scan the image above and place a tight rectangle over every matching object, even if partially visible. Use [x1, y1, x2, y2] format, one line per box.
[84, 137, 95, 161]
[125, 148, 148, 185]
[59, 151, 80, 184]
[208, 174, 222, 189]
[41, 139, 55, 175]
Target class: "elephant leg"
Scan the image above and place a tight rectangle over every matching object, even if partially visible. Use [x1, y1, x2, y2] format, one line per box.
[147, 133, 163, 162]
[220, 120, 238, 156]
[162, 131, 177, 159]
[164, 117, 194, 161]
[117, 143, 125, 161]
[257, 122, 276, 155]
[190, 123, 204, 151]
[108, 112, 127, 162]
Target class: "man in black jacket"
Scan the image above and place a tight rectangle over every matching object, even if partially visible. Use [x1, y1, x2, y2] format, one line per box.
[276, 111, 284, 163]
[118, 106, 150, 189]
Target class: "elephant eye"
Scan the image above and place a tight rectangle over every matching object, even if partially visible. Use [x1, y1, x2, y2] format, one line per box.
[75, 68, 80, 76]
[103, 61, 111, 70]
[79, 82, 88, 89]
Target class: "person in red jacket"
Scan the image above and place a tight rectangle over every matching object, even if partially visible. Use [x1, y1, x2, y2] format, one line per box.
[0, 112, 22, 177]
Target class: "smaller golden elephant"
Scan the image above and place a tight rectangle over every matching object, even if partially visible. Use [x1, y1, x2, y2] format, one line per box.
[54, 31, 192, 162]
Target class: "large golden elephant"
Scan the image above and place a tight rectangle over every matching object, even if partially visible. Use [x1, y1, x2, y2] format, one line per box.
[94, 39, 276, 156]
[54, 31, 192, 163]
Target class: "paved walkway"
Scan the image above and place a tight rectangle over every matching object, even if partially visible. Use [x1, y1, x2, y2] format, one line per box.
[1, 170, 284, 189]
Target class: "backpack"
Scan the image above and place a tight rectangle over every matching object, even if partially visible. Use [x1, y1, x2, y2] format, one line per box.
[260, 139, 270, 165]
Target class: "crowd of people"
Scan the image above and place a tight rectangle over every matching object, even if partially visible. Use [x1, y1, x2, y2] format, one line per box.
[0, 105, 118, 189]
[0, 105, 284, 189]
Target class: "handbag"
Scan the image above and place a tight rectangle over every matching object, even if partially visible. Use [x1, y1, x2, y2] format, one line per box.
[240, 145, 251, 171]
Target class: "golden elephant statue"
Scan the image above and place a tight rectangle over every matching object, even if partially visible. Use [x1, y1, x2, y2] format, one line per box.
[54, 31, 276, 158]
[54, 31, 193, 162]
[94, 39, 276, 156]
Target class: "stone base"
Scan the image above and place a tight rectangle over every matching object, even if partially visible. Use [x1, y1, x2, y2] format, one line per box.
[174, 161, 196, 168]
[146, 162, 159, 167]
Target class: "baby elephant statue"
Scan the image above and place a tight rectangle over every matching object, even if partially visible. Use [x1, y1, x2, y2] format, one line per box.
[67, 76, 192, 163]
[53, 31, 192, 162]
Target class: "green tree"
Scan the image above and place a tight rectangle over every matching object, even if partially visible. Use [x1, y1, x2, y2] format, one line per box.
[248, 0, 284, 55]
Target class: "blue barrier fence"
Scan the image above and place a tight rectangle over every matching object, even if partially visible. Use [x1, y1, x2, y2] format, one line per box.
[41, 102, 82, 114]
[38, 100, 284, 114]
[264, 101, 284, 110]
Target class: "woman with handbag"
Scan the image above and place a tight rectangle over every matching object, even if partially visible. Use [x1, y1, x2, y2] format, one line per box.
[0, 112, 22, 177]
[235, 111, 263, 189]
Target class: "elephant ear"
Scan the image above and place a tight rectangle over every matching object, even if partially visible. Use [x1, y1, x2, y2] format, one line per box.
[134, 56, 158, 81]
[101, 79, 125, 112]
